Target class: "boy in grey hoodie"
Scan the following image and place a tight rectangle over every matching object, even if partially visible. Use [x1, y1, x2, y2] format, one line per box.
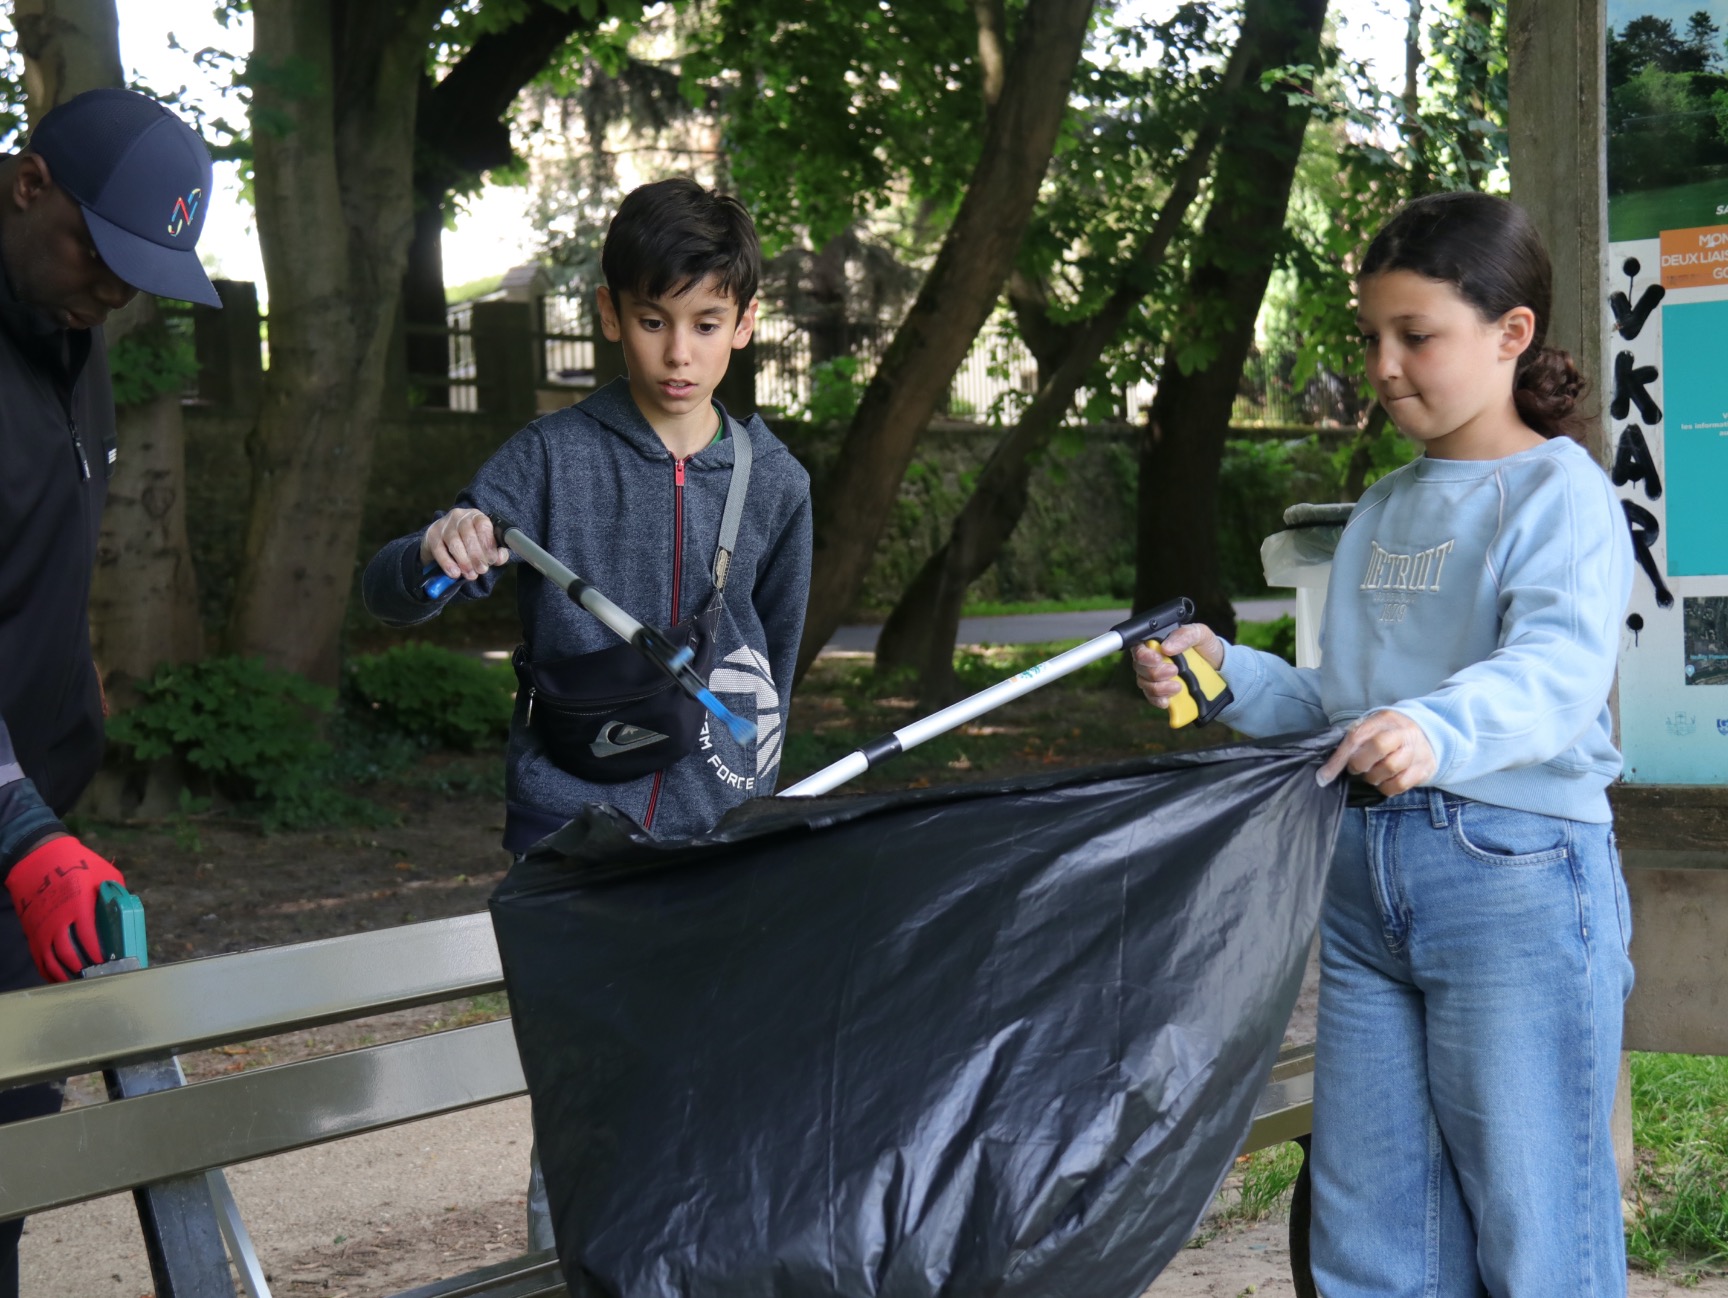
[362, 178, 812, 849]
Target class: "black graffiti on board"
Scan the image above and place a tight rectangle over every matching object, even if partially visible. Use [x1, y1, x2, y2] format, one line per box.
[1612, 350, 1662, 424]
[1623, 499, 1675, 609]
[1611, 424, 1662, 500]
[1610, 258, 1665, 341]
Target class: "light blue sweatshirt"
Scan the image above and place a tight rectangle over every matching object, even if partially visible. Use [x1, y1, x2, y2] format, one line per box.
[1218, 436, 1633, 822]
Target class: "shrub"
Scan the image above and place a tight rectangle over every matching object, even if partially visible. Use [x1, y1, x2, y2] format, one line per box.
[346, 643, 515, 750]
[801, 356, 865, 426]
[106, 656, 383, 829]
[1236, 614, 1298, 665]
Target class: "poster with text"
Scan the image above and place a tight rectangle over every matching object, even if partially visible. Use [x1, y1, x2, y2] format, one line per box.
[1608, 0, 1728, 780]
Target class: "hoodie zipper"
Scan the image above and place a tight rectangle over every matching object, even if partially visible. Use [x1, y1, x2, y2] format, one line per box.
[642, 455, 689, 830]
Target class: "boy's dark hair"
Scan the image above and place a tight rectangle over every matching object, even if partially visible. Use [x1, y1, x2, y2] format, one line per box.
[601, 178, 760, 315]
[1360, 191, 1587, 443]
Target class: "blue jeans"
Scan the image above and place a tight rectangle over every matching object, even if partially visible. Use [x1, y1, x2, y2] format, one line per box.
[1309, 789, 1633, 1298]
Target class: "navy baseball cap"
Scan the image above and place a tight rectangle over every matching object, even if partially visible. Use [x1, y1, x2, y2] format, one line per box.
[28, 88, 221, 308]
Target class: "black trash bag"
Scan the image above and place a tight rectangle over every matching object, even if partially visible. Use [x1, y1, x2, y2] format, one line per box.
[491, 731, 1347, 1298]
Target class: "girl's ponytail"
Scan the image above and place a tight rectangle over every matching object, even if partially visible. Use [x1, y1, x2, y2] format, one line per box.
[1514, 345, 1588, 444]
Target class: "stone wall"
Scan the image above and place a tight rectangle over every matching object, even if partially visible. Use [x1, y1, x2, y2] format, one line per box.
[184, 406, 1336, 650]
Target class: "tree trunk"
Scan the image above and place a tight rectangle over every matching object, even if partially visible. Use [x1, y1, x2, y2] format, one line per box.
[91, 299, 206, 693]
[806, 233, 854, 367]
[1339, 404, 1392, 500]
[403, 193, 450, 408]
[875, 27, 1258, 705]
[12, 0, 120, 120]
[85, 299, 207, 819]
[401, 2, 618, 411]
[794, 0, 1098, 684]
[227, 0, 443, 682]
[1133, 0, 1328, 643]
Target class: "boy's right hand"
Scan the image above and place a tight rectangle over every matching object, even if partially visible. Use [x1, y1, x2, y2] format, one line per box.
[421, 509, 510, 582]
[1131, 622, 1224, 710]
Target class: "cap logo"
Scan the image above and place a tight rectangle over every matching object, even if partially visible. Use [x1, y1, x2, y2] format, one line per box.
[167, 188, 203, 238]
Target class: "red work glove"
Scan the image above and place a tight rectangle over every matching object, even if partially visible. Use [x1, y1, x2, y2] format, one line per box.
[5, 837, 125, 983]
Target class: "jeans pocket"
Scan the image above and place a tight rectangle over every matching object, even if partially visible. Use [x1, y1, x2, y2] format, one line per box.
[1610, 836, 1634, 957]
[1451, 801, 1571, 866]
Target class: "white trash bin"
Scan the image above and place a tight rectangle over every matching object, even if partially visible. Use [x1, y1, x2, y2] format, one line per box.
[1259, 503, 1353, 670]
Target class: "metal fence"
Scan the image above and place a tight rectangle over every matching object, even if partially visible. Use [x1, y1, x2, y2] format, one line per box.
[174, 283, 1361, 431]
[539, 293, 596, 391]
[436, 300, 478, 411]
[425, 295, 596, 413]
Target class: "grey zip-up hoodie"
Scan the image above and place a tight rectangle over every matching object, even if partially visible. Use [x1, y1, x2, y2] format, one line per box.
[363, 378, 812, 849]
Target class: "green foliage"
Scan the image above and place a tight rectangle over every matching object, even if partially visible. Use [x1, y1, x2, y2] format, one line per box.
[1609, 11, 1724, 84]
[1627, 1051, 1728, 1276]
[685, 0, 999, 250]
[800, 356, 866, 426]
[346, 644, 515, 751]
[1216, 437, 1337, 597]
[1609, 65, 1728, 192]
[1265, 0, 1511, 428]
[1330, 416, 1418, 491]
[1013, 5, 1237, 399]
[108, 327, 200, 408]
[0, 22, 24, 152]
[1236, 614, 1297, 665]
[106, 657, 383, 831]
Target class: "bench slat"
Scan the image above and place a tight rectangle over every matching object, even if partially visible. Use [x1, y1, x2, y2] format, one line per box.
[1242, 1044, 1316, 1155]
[393, 1249, 565, 1298]
[0, 1019, 525, 1219]
[0, 913, 504, 1089]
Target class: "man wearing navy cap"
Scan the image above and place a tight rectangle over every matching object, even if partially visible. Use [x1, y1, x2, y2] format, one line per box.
[0, 87, 219, 1296]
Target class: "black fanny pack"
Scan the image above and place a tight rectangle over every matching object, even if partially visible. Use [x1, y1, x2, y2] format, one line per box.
[512, 419, 752, 783]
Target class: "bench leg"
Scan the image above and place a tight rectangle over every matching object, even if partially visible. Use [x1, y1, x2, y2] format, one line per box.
[1289, 1134, 1317, 1298]
[107, 1060, 239, 1298]
[133, 1175, 237, 1298]
[207, 1170, 272, 1298]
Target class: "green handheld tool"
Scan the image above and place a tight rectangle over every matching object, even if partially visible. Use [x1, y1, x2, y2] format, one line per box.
[96, 880, 149, 967]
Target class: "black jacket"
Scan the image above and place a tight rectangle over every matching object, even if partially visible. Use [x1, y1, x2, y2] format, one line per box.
[0, 236, 115, 874]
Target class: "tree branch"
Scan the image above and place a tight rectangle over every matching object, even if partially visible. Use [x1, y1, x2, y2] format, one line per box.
[418, 0, 616, 186]
[972, 0, 1009, 109]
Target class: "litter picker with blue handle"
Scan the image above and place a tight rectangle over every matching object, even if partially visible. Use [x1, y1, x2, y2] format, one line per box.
[422, 515, 756, 746]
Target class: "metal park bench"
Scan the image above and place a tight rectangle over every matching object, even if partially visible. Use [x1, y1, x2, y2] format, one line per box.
[0, 912, 1317, 1298]
[0, 913, 561, 1298]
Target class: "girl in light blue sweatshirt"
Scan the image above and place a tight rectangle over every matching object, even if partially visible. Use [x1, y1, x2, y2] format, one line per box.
[1135, 194, 1634, 1297]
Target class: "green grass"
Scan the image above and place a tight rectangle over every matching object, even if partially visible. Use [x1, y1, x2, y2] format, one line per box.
[1205, 1142, 1307, 1232]
[1609, 178, 1728, 242]
[958, 596, 1129, 618]
[1627, 1051, 1728, 1277]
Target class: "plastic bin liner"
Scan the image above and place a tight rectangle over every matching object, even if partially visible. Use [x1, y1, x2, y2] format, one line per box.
[491, 731, 1346, 1298]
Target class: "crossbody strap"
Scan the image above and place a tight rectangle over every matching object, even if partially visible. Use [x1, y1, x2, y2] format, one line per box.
[712, 412, 753, 591]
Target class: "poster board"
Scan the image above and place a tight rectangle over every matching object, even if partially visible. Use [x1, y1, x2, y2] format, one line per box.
[1607, 0, 1728, 781]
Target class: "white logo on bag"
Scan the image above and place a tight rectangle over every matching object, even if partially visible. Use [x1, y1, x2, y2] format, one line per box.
[590, 721, 668, 758]
[699, 646, 782, 788]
